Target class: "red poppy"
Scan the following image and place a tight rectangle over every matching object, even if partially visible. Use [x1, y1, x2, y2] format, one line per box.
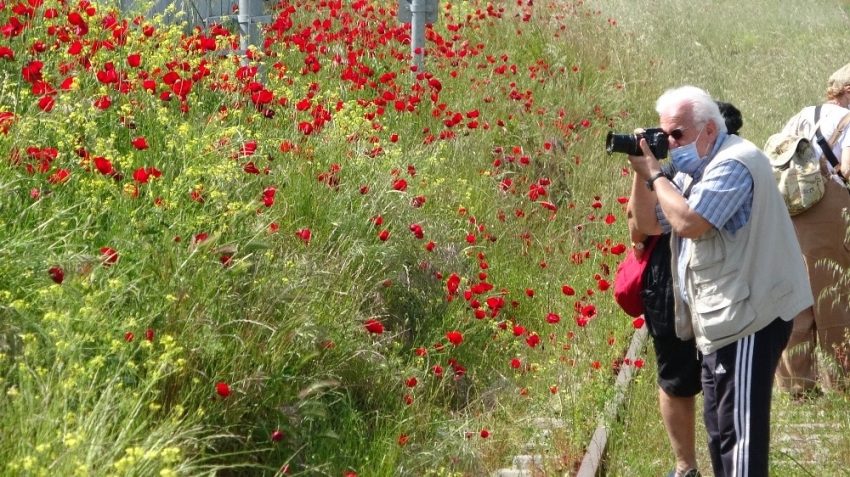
[243, 162, 260, 175]
[405, 377, 418, 387]
[131, 137, 149, 150]
[561, 285, 575, 296]
[378, 230, 390, 241]
[170, 79, 193, 98]
[545, 312, 560, 324]
[392, 178, 407, 191]
[0, 111, 15, 134]
[93, 96, 112, 110]
[295, 229, 311, 245]
[425, 241, 435, 251]
[127, 53, 141, 67]
[0, 47, 14, 61]
[632, 317, 645, 329]
[510, 358, 521, 368]
[124, 331, 134, 342]
[480, 429, 490, 438]
[190, 188, 205, 203]
[93, 157, 115, 176]
[610, 243, 627, 255]
[145, 328, 154, 341]
[408, 223, 424, 239]
[48, 169, 71, 184]
[445, 331, 463, 345]
[38, 95, 55, 112]
[216, 382, 231, 398]
[298, 121, 313, 135]
[271, 430, 284, 442]
[364, 318, 384, 334]
[248, 188, 270, 208]
[132, 168, 149, 183]
[47, 266, 64, 284]
[100, 247, 119, 266]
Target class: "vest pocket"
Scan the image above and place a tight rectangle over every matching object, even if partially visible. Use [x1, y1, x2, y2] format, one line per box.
[689, 229, 725, 276]
[693, 271, 754, 340]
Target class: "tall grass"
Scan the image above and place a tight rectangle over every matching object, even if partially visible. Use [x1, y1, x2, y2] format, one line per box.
[0, 0, 649, 475]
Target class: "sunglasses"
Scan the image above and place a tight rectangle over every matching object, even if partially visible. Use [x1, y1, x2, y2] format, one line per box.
[666, 127, 689, 140]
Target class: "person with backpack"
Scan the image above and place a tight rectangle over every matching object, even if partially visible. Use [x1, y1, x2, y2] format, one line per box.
[773, 64, 850, 398]
[627, 85, 812, 477]
[626, 101, 742, 477]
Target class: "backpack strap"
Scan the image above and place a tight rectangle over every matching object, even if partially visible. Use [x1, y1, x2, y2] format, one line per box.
[813, 105, 849, 171]
[830, 111, 850, 150]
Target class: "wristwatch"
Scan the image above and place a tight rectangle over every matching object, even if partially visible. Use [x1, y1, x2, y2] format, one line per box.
[646, 172, 666, 191]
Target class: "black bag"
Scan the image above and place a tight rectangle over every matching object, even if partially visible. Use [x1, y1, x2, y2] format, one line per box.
[640, 233, 675, 337]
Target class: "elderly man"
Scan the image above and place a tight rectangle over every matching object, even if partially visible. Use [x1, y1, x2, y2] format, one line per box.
[628, 85, 813, 477]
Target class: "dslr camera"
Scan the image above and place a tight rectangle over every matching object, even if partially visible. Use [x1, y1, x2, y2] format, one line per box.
[606, 128, 669, 159]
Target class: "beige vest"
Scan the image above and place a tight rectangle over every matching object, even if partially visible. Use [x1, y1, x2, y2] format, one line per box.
[672, 135, 814, 354]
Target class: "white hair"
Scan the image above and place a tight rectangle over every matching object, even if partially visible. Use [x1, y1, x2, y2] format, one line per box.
[655, 85, 727, 135]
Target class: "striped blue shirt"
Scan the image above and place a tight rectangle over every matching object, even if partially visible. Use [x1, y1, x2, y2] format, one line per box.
[657, 133, 754, 306]
[658, 133, 754, 232]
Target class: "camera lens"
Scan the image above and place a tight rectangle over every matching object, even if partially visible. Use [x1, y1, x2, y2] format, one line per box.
[606, 132, 639, 156]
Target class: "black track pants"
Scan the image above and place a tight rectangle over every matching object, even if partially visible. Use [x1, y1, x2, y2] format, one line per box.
[701, 317, 792, 477]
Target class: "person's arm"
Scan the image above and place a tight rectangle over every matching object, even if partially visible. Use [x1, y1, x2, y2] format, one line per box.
[839, 146, 850, 180]
[626, 198, 648, 259]
[627, 138, 713, 239]
[654, 176, 714, 239]
[628, 172, 663, 237]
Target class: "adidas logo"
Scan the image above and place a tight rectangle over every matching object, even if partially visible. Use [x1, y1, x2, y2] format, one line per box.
[715, 364, 727, 375]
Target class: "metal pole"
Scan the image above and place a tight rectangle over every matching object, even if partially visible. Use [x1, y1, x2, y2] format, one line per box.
[238, 0, 251, 66]
[410, 0, 426, 72]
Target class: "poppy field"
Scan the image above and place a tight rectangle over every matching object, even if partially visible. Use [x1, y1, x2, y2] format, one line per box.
[0, 0, 650, 475]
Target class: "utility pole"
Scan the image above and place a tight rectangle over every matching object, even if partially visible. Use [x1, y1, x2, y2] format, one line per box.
[205, 0, 270, 67]
[398, 0, 438, 73]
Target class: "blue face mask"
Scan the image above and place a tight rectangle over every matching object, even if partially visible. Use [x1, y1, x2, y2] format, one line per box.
[670, 127, 705, 175]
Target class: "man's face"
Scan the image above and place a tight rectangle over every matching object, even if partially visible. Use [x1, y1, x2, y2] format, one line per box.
[660, 106, 714, 156]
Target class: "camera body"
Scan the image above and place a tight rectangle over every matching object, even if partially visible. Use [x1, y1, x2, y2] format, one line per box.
[606, 128, 670, 159]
